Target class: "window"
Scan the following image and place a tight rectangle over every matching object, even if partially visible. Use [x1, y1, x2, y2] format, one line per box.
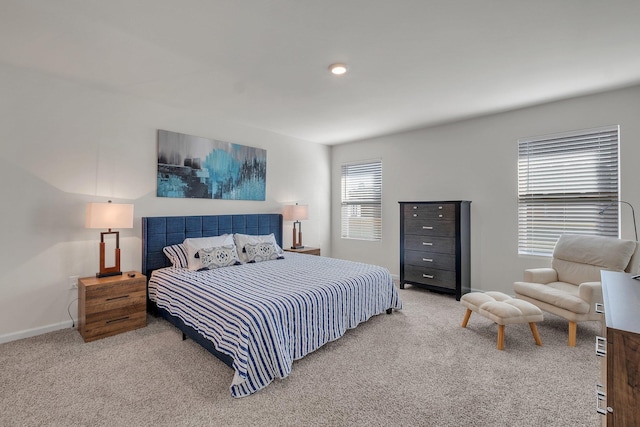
[341, 160, 382, 240]
[518, 125, 619, 256]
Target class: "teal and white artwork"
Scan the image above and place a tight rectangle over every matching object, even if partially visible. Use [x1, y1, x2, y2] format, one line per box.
[157, 130, 266, 201]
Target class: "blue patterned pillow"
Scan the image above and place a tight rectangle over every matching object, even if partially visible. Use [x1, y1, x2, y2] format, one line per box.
[245, 242, 284, 263]
[233, 233, 284, 263]
[197, 245, 242, 270]
[162, 244, 189, 269]
[184, 234, 234, 271]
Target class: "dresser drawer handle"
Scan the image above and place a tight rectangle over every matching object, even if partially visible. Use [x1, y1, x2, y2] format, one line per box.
[422, 258, 433, 262]
[422, 242, 433, 246]
[413, 213, 418, 217]
[438, 214, 443, 218]
[422, 226, 433, 230]
[594, 303, 604, 314]
[438, 206, 443, 209]
[106, 316, 130, 324]
[596, 384, 607, 415]
[413, 206, 418, 209]
[422, 274, 434, 279]
[595, 336, 606, 357]
[106, 295, 130, 301]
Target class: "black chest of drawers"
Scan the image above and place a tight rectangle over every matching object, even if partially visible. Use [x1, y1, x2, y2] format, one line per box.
[399, 201, 471, 300]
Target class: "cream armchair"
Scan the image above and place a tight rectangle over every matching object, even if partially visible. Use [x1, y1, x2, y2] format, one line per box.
[514, 234, 638, 346]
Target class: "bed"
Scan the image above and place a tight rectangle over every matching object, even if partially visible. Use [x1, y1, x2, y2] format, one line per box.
[142, 214, 402, 397]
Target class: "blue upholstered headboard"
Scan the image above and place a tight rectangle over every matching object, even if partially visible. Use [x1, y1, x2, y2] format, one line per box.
[142, 214, 283, 279]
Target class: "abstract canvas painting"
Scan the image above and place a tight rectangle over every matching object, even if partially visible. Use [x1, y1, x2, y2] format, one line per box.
[157, 130, 266, 200]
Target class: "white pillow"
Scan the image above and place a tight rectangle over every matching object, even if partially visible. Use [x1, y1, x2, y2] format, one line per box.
[233, 233, 284, 263]
[184, 234, 235, 271]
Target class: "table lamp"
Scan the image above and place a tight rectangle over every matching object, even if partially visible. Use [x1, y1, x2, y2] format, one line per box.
[283, 204, 309, 249]
[86, 201, 134, 277]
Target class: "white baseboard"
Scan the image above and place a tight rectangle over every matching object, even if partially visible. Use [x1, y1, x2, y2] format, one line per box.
[0, 320, 75, 345]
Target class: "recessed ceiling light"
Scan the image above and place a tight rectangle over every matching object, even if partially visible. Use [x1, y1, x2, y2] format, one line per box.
[329, 63, 348, 75]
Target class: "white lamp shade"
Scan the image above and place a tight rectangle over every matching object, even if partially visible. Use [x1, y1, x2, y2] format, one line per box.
[283, 204, 309, 221]
[85, 202, 134, 229]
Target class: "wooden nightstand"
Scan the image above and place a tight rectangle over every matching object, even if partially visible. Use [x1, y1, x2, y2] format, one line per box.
[78, 271, 147, 342]
[284, 247, 321, 256]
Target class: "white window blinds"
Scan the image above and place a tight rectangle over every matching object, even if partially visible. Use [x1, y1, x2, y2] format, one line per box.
[341, 160, 382, 240]
[517, 125, 619, 256]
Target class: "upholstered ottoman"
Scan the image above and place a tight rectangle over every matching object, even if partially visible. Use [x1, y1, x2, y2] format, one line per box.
[460, 291, 544, 350]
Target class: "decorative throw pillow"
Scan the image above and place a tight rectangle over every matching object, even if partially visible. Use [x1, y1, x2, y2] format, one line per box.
[233, 233, 284, 263]
[184, 234, 234, 270]
[245, 242, 284, 263]
[163, 244, 189, 269]
[197, 245, 242, 270]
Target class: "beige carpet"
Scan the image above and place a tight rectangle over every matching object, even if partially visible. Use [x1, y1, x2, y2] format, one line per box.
[0, 286, 601, 426]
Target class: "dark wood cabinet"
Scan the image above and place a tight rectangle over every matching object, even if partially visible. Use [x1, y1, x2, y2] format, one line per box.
[598, 271, 640, 426]
[399, 201, 471, 300]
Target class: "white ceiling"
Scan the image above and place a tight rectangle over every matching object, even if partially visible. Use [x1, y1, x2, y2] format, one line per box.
[2, 0, 640, 145]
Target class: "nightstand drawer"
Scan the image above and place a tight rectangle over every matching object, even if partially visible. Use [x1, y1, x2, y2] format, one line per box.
[84, 279, 146, 311]
[82, 304, 147, 341]
[284, 247, 321, 256]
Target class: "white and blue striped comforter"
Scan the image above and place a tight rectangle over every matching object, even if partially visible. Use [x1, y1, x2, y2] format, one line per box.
[148, 252, 402, 397]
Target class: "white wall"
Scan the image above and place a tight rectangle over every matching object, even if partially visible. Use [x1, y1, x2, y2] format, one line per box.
[0, 63, 330, 342]
[331, 85, 640, 294]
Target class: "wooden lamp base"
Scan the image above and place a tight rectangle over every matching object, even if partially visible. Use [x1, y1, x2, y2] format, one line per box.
[97, 230, 122, 278]
[291, 220, 304, 249]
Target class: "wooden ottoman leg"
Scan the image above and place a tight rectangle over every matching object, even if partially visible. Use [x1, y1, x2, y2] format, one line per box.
[529, 322, 542, 346]
[497, 324, 505, 350]
[568, 321, 577, 347]
[461, 309, 472, 328]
